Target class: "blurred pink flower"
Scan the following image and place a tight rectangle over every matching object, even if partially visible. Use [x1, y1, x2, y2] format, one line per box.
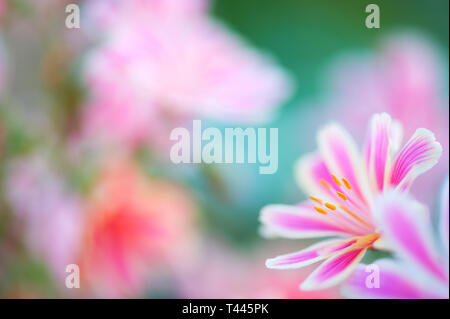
[6, 156, 83, 283]
[80, 0, 292, 149]
[324, 33, 449, 205]
[0, 119, 4, 154]
[0, 0, 6, 22]
[79, 158, 197, 297]
[344, 178, 449, 299]
[176, 240, 341, 298]
[0, 35, 5, 96]
[260, 113, 442, 290]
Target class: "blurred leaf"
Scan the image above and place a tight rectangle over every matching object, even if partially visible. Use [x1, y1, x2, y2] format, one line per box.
[361, 250, 393, 264]
[1, 253, 57, 298]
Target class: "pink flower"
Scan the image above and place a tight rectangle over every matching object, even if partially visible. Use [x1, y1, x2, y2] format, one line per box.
[343, 178, 449, 299]
[260, 112, 442, 290]
[324, 33, 449, 205]
[6, 156, 197, 297]
[79, 158, 197, 297]
[5, 156, 82, 283]
[81, 0, 292, 148]
[0, 0, 6, 23]
[176, 240, 342, 298]
[0, 35, 5, 96]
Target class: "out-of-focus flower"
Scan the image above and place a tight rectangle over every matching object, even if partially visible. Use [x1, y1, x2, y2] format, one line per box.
[80, 0, 292, 149]
[0, 0, 6, 23]
[260, 113, 442, 290]
[343, 178, 449, 299]
[176, 240, 342, 298]
[0, 37, 4, 152]
[0, 119, 4, 154]
[5, 155, 83, 283]
[0, 35, 5, 96]
[79, 158, 197, 297]
[325, 33, 449, 205]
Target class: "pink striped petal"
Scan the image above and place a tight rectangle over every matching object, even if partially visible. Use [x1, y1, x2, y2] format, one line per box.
[300, 247, 367, 290]
[343, 259, 446, 299]
[440, 177, 449, 254]
[295, 152, 338, 202]
[266, 238, 358, 269]
[374, 191, 447, 282]
[317, 123, 371, 205]
[388, 119, 404, 155]
[390, 128, 442, 190]
[364, 113, 394, 192]
[260, 204, 354, 239]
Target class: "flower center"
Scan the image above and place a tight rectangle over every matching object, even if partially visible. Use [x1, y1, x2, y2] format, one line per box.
[310, 174, 371, 228]
[354, 233, 380, 248]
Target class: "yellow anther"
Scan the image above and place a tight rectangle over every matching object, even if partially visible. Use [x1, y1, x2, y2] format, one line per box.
[331, 174, 342, 186]
[309, 196, 323, 205]
[338, 205, 371, 227]
[320, 179, 331, 189]
[337, 192, 347, 201]
[342, 178, 351, 190]
[325, 203, 336, 210]
[314, 206, 328, 215]
[355, 233, 380, 247]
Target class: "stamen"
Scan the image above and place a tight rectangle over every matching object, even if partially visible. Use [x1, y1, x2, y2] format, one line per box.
[325, 203, 336, 210]
[320, 179, 331, 189]
[331, 174, 342, 186]
[337, 192, 347, 201]
[342, 178, 351, 190]
[309, 196, 323, 205]
[338, 205, 370, 227]
[314, 206, 328, 215]
[355, 233, 379, 247]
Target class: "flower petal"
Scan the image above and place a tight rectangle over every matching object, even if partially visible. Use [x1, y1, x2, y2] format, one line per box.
[260, 204, 354, 239]
[300, 247, 367, 290]
[389, 120, 403, 155]
[295, 152, 337, 202]
[364, 113, 395, 192]
[389, 128, 442, 190]
[440, 177, 449, 254]
[343, 259, 447, 299]
[374, 191, 447, 282]
[266, 238, 358, 269]
[317, 123, 371, 205]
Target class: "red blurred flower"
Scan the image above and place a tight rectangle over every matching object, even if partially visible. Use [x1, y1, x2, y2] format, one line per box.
[80, 159, 197, 297]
